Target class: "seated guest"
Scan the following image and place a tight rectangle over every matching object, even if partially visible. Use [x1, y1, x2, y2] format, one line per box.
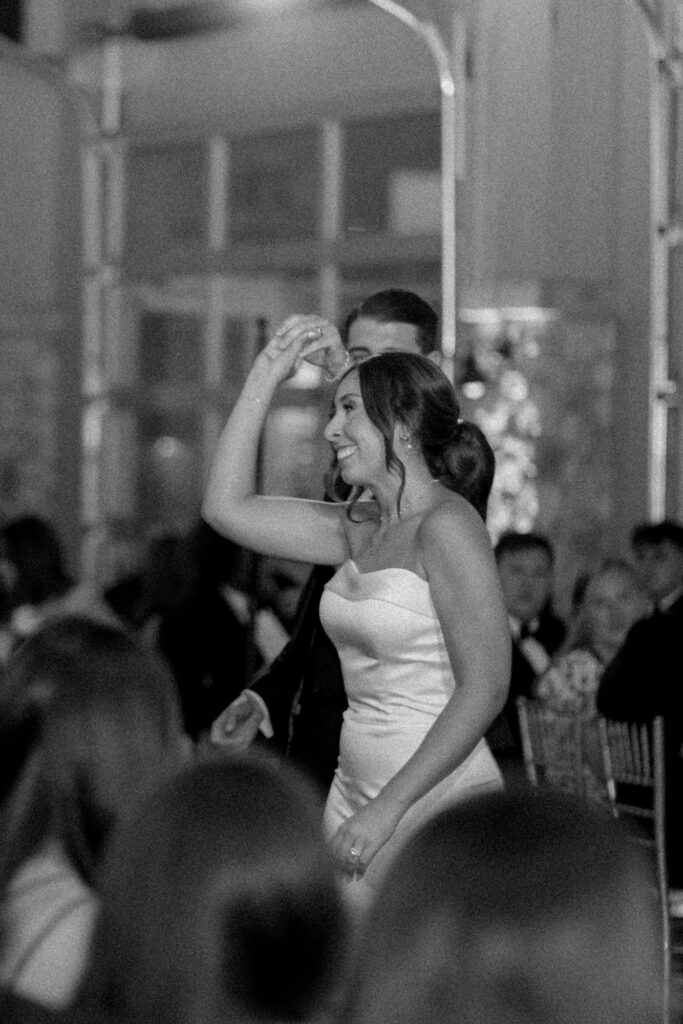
[75, 754, 346, 1024]
[536, 559, 647, 718]
[597, 518, 683, 885]
[535, 560, 648, 797]
[487, 531, 566, 782]
[631, 518, 683, 615]
[338, 789, 661, 1024]
[103, 530, 187, 638]
[0, 517, 118, 663]
[0, 617, 187, 1008]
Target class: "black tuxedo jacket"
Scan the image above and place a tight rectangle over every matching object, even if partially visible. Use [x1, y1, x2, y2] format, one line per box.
[158, 585, 258, 741]
[597, 593, 683, 884]
[486, 611, 566, 757]
[250, 564, 346, 792]
[597, 593, 683, 723]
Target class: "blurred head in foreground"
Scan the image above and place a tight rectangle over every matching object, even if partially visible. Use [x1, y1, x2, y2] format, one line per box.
[0, 615, 186, 892]
[340, 789, 661, 1024]
[79, 754, 346, 1024]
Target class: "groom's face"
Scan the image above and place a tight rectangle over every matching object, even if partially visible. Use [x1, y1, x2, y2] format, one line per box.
[345, 318, 422, 363]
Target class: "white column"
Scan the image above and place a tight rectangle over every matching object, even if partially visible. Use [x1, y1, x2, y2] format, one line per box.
[319, 120, 343, 323]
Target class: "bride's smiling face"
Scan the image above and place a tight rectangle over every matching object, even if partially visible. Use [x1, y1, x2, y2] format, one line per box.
[324, 371, 387, 486]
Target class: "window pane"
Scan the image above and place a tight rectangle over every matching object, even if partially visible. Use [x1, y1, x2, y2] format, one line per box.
[229, 129, 319, 242]
[139, 311, 203, 386]
[344, 111, 440, 235]
[126, 143, 207, 271]
[138, 410, 201, 529]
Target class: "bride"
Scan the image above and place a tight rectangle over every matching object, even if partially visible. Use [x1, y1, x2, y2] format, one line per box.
[202, 314, 510, 898]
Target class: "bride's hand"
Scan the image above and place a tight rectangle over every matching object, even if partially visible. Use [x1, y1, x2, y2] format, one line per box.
[330, 797, 402, 880]
[263, 314, 349, 381]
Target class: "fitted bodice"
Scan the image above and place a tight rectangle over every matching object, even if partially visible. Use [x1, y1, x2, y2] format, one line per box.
[320, 559, 502, 899]
[320, 560, 500, 806]
[319, 559, 454, 725]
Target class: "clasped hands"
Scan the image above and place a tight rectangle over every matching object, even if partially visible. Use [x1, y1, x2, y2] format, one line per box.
[210, 691, 265, 752]
[256, 311, 453, 386]
[257, 314, 350, 384]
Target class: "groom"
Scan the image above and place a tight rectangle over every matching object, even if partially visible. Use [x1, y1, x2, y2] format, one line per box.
[209, 289, 441, 790]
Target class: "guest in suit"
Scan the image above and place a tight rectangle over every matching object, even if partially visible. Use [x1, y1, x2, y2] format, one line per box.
[631, 518, 683, 615]
[597, 518, 683, 884]
[487, 531, 566, 784]
[156, 521, 292, 742]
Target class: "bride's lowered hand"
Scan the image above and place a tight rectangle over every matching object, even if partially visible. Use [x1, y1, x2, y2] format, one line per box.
[330, 796, 403, 880]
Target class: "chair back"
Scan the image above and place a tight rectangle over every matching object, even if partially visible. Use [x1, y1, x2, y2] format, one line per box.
[596, 715, 668, 885]
[516, 696, 585, 797]
[597, 715, 671, 1023]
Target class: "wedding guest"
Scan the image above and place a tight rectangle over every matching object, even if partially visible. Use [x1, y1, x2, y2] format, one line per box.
[338, 789, 661, 1024]
[632, 518, 683, 615]
[203, 317, 509, 908]
[536, 559, 647, 718]
[597, 518, 683, 885]
[0, 617, 187, 1008]
[76, 755, 346, 1024]
[0, 516, 118, 663]
[487, 530, 566, 783]
[103, 530, 187, 638]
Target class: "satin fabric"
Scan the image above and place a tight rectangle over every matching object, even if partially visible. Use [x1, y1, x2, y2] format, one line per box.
[320, 560, 502, 900]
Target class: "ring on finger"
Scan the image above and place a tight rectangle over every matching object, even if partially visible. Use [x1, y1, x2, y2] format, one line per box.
[349, 846, 361, 859]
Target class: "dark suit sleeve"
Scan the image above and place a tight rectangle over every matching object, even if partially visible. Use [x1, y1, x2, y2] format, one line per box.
[158, 590, 253, 739]
[248, 565, 333, 747]
[485, 640, 538, 755]
[597, 618, 666, 722]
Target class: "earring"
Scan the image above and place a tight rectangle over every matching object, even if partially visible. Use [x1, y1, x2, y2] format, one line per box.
[400, 432, 413, 451]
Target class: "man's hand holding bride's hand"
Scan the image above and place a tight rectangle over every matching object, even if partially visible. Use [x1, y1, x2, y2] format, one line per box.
[257, 314, 349, 384]
[330, 797, 403, 880]
[209, 692, 263, 752]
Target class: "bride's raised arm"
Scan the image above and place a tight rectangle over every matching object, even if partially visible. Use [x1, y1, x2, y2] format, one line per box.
[202, 315, 350, 566]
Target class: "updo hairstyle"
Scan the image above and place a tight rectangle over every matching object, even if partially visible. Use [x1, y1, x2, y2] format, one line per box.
[326, 352, 494, 521]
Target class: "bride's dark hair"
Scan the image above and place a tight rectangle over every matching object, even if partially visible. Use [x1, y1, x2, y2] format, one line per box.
[325, 353, 495, 521]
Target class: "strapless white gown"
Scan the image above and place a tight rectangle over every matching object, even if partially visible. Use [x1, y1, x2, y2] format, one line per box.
[320, 560, 502, 896]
